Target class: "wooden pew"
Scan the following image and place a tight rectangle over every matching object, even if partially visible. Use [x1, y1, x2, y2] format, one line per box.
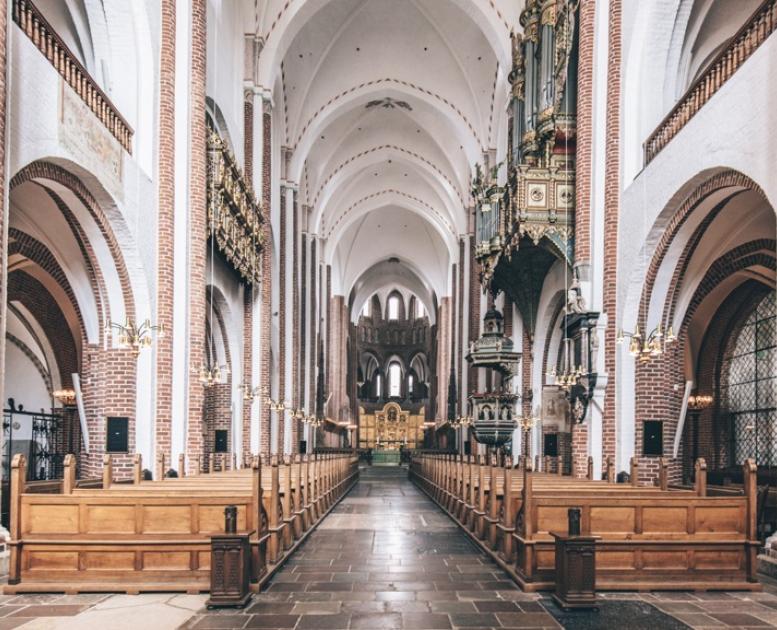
[408, 452, 760, 592]
[4, 451, 359, 594]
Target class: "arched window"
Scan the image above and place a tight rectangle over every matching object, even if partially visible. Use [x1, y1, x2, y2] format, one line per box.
[720, 292, 776, 465]
[416, 300, 425, 318]
[361, 300, 370, 317]
[407, 373, 414, 395]
[374, 373, 382, 399]
[388, 362, 402, 397]
[388, 295, 400, 320]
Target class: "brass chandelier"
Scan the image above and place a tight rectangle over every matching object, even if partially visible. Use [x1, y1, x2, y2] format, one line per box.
[106, 317, 165, 353]
[450, 414, 473, 430]
[616, 322, 676, 362]
[197, 362, 230, 387]
[687, 394, 713, 410]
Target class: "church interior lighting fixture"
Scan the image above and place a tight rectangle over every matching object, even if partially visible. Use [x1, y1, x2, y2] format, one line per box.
[197, 362, 230, 387]
[52, 388, 77, 406]
[687, 394, 713, 410]
[616, 322, 676, 362]
[106, 317, 165, 354]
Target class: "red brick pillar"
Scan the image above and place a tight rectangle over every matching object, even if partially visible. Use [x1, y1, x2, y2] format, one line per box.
[0, 0, 8, 423]
[186, 0, 208, 467]
[468, 235, 480, 397]
[601, 0, 622, 467]
[259, 103, 273, 456]
[154, 0, 176, 467]
[278, 184, 288, 453]
[241, 92, 254, 457]
[291, 191, 300, 452]
[309, 239, 317, 425]
[453, 242, 460, 408]
[325, 266, 332, 418]
[574, 0, 596, 267]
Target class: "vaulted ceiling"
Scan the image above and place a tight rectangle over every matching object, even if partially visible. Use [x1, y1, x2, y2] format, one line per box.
[267, 0, 521, 311]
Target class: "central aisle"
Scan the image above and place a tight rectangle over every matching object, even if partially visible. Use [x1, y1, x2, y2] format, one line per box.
[183, 465, 559, 629]
[181, 466, 774, 629]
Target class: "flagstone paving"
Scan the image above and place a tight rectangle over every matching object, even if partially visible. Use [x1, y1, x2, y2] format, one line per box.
[182, 465, 777, 629]
[1, 465, 775, 629]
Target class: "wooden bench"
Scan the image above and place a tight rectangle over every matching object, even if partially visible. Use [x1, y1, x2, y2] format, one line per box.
[4, 451, 359, 594]
[410, 453, 761, 592]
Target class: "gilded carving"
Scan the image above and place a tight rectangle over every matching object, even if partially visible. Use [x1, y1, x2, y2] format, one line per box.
[207, 128, 264, 284]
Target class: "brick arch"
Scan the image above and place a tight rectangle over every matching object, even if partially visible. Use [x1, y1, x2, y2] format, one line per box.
[636, 169, 767, 333]
[10, 160, 136, 323]
[633, 241, 775, 484]
[677, 242, 775, 335]
[8, 228, 88, 344]
[7, 272, 79, 390]
[687, 281, 770, 475]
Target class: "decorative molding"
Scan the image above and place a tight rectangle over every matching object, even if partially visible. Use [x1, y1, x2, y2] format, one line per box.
[207, 128, 265, 284]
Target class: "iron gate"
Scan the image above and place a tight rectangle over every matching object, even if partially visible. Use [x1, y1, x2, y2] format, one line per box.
[2, 400, 72, 527]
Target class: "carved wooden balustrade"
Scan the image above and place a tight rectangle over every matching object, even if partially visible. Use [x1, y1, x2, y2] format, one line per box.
[12, 0, 134, 153]
[644, 0, 776, 165]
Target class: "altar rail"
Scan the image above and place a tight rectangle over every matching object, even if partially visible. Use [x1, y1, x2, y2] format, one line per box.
[4, 452, 358, 594]
[410, 453, 761, 592]
[12, 0, 134, 153]
[644, 0, 776, 164]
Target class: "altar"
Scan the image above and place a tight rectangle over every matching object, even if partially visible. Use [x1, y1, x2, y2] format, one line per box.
[358, 402, 425, 450]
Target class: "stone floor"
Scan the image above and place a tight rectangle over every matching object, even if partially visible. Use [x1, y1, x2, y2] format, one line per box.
[1, 465, 776, 629]
[182, 466, 777, 630]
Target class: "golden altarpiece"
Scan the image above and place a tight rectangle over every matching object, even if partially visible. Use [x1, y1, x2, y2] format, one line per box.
[358, 402, 426, 450]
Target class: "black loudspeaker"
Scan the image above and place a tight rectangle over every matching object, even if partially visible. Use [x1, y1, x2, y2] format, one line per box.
[642, 420, 664, 456]
[464, 441, 472, 455]
[106, 417, 129, 453]
[299, 440, 307, 453]
[544, 433, 559, 457]
[214, 430, 229, 453]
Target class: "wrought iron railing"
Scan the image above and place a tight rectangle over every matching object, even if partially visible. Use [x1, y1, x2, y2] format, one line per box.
[2, 406, 67, 482]
[644, 0, 776, 165]
[12, 0, 134, 153]
[207, 128, 264, 283]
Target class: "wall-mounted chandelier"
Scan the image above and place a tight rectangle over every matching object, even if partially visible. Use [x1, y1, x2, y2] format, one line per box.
[687, 394, 713, 410]
[106, 318, 165, 353]
[616, 322, 676, 362]
[450, 414, 473, 430]
[239, 382, 260, 401]
[52, 388, 77, 406]
[304, 414, 323, 428]
[196, 363, 230, 387]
